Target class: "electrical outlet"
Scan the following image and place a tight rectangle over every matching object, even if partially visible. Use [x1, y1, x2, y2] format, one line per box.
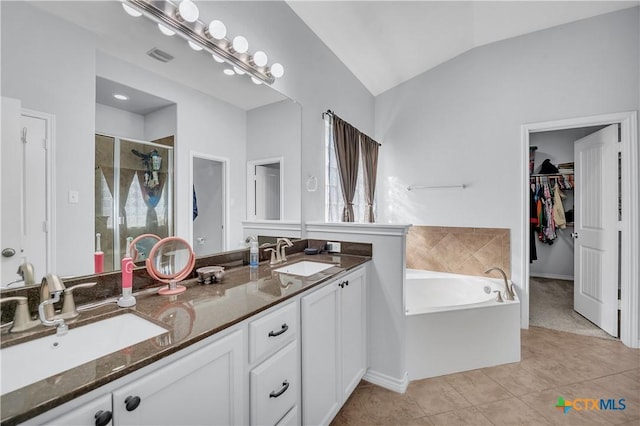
[326, 241, 341, 253]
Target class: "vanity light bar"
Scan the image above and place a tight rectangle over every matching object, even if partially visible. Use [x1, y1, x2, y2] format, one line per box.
[123, 0, 277, 84]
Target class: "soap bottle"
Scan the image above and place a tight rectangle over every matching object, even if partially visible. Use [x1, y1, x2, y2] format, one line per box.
[118, 237, 136, 307]
[249, 241, 259, 268]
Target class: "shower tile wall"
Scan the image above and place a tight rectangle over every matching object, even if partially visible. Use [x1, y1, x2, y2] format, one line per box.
[407, 226, 510, 278]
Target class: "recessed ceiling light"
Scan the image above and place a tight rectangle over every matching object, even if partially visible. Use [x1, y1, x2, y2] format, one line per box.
[113, 94, 129, 101]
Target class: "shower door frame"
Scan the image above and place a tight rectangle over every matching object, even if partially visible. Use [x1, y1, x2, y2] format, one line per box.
[98, 134, 174, 270]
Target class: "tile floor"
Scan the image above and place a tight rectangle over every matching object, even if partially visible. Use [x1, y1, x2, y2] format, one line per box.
[332, 327, 640, 425]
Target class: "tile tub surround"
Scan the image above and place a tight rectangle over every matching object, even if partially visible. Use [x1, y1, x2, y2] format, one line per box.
[407, 226, 511, 278]
[0, 239, 372, 324]
[0, 252, 370, 425]
[332, 327, 640, 426]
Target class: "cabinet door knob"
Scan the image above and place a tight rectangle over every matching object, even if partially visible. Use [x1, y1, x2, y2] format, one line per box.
[338, 282, 344, 288]
[94, 410, 112, 426]
[269, 380, 290, 398]
[268, 323, 289, 337]
[345, 280, 349, 286]
[124, 396, 141, 411]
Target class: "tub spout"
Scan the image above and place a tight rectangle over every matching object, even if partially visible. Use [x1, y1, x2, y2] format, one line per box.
[484, 267, 515, 301]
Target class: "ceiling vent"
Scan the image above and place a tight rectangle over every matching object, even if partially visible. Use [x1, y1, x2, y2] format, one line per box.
[147, 48, 174, 63]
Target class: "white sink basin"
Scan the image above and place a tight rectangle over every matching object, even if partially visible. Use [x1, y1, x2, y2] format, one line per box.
[273, 261, 333, 277]
[1, 313, 167, 395]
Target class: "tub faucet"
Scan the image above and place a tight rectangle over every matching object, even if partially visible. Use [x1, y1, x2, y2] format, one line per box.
[38, 274, 68, 335]
[484, 267, 515, 301]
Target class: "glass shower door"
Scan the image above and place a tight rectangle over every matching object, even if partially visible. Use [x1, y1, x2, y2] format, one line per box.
[95, 135, 173, 272]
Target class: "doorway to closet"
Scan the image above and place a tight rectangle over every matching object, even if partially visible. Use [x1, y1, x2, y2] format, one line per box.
[521, 111, 639, 349]
[528, 125, 617, 339]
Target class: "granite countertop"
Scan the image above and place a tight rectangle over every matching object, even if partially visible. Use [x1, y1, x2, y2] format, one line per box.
[0, 253, 370, 425]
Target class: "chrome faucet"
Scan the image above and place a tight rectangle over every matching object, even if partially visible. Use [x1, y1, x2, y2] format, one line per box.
[484, 267, 515, 301]
[38, 274, 68, 335]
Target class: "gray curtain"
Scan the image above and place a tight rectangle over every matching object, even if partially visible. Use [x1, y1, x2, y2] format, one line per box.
[360, 134, 379, 223]
[333, 116, 360, 222]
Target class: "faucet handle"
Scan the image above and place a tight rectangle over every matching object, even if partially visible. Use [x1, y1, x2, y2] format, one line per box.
[492, 290, 504, 303]
[61, 282, 97, 318]
[0, 296, 40, 332]
[265, 248, 278, 265]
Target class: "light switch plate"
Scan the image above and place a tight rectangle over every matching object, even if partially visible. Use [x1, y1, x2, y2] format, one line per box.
[68, 190, 79, 204]
[326, 241, 341, 253]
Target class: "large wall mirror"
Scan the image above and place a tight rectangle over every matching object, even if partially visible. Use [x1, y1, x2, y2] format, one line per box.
[1, 1, 301, 289]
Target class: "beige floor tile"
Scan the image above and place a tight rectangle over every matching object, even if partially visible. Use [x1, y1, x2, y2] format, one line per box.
[427, 407, 493, 426]
[483, 362, 558, 396]
[444, 369, 513, 405]
[351, 383, 426, 424]
[476, 397, 553, 425]
[406, 376, 472, 416]
[622, 368, 640, 381]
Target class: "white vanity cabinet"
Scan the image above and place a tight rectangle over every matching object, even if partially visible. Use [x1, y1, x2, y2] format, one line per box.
[112, 329, 244, 426]
[46, 394, 113, 426]
[248, 300, 300, 426]
[301, 266, 367, 426]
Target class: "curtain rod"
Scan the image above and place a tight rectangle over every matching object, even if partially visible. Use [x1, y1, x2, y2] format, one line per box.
[322, 109, 381, 146]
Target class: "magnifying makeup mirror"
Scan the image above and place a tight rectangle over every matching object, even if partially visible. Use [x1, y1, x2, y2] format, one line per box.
[129, 234, 161, 263]
[146, 236, 195, 295]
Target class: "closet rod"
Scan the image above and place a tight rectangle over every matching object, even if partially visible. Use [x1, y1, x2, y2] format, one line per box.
[407, 184, 466, 191]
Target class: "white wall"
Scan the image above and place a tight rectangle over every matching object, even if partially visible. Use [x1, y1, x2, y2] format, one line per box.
[145, 104, 177, 143]
[247, 100, 301, 221]
[529, 127, 603, 280]
[1, 1, 96, 276]
[95, 103, 145, 140]
[375, 7, 639, 300]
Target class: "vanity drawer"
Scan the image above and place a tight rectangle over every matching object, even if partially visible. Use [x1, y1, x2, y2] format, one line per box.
[249, 301, 297, 363]
[250, 341, 298, 426]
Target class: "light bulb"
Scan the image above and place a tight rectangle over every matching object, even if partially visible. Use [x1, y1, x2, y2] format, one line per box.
[113, 94, 129, 101]
[188, 40, 203, 51]
[270, 63, 284, 78]
[211, 53, 225, 63]
[122, 3, 142, 17]
[252, 51, 268, 67]
[208, 20, 226, 40]
[232, 36, 248, 54]
[158, 24, 175, 36]
[233, 66, 245, 75]
[177, 0, 199, 23]
[223, 68, 235, 76]
[251, 77, 262, 85]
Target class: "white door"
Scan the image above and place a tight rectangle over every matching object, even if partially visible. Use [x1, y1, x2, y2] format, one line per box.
[573, 124, 618, 336]
[1, 99, 49, 286]
[192, 157, 225, 256]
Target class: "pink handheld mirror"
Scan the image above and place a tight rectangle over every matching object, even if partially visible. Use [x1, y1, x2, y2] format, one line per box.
[146, 236, 195, 296]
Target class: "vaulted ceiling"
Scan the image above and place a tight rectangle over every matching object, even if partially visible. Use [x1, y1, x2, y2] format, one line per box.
[287, 1, 639, 95]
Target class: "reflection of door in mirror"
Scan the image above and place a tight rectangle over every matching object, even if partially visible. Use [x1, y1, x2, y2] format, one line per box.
[95, 135, 173, 272]
[1, 97, 52, 287]
[192, 156, 226, 257]
[247, 159, 283, 221]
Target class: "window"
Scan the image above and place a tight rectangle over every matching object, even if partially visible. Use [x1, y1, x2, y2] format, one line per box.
[324, 119, 372, 222]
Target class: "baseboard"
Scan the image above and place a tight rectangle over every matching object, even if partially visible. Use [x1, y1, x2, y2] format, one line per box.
[530, 272, 574, 281]
[362, 370, 408, 394]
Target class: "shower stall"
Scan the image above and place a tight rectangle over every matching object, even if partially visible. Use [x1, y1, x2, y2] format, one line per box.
[95, 134, 173, 272]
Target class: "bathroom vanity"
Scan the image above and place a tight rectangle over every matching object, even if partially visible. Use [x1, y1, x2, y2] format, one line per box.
[0, 253, 369, 426]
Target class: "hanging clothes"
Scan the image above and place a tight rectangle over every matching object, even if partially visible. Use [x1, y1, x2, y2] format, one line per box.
[553, 183, 567, 229]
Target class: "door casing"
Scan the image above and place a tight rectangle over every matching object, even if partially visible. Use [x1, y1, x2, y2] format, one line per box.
[521, 111, 639, 348]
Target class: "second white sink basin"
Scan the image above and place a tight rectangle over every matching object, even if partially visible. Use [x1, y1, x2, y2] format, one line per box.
[1, 313, 167, 395]
[273, 261, 333, 277]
